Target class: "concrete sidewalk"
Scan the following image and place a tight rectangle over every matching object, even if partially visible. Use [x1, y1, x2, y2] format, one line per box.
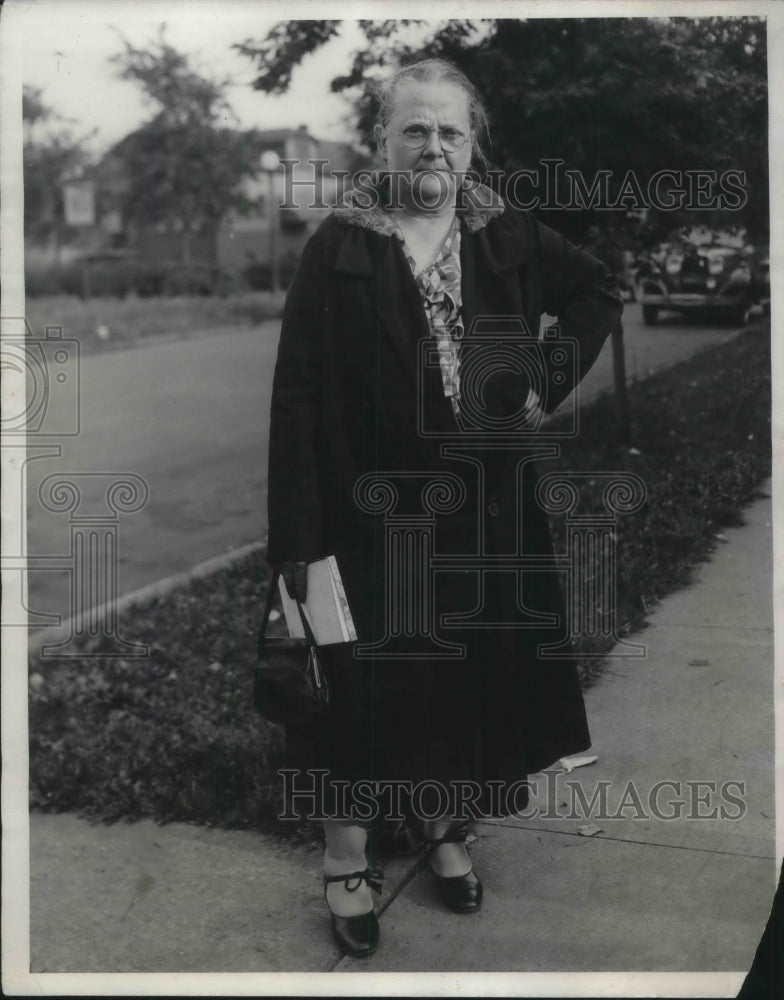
[29, 482, 776, 981]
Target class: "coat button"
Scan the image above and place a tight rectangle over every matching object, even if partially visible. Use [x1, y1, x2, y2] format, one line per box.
[487, 498, 501, 517]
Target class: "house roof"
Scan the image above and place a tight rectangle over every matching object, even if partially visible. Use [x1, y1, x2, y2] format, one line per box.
[250, 127, 316, 145]
[317, 139, 369, 174]
[93, 124, 367, 183]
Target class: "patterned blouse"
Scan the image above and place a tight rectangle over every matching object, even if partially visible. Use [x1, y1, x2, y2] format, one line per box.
[394, 215, 465, 419]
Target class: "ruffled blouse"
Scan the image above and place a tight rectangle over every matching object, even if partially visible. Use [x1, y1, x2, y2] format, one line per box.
[394, 215, 464, 419]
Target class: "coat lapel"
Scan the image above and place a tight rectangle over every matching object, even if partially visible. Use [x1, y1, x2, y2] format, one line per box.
[333, 223, 437, 394]
[331, 183, 541, 433]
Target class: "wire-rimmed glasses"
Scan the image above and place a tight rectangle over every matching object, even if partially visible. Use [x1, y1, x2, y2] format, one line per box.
[392, 124, 470, 152]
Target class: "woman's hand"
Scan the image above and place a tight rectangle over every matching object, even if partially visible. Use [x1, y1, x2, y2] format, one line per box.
[275, 561, 308, 602]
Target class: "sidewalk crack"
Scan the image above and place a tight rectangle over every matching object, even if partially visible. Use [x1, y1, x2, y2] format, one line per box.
[481, 821, 774, 861]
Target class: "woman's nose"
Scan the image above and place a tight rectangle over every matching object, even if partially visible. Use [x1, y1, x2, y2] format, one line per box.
[421, 128, 446, 157]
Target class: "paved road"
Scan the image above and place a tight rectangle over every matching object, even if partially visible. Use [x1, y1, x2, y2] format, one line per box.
[23, 324, 278, 628]
[23, 304, 743, 625]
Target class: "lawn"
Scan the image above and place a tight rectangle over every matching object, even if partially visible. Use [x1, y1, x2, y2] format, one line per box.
[24, 292, 285, 353]
[28, 325, 771, 833]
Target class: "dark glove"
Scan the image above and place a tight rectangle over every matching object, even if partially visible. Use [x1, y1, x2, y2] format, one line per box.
[274, 560, 308, 602]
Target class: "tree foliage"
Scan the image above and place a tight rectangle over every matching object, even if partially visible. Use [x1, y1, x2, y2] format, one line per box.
[236, 17, 768, 244]
[23, 85, 92, 244]
[22, 85, 52, 130]
[110, 28, 261, 261]
[234, 21, 342, 94]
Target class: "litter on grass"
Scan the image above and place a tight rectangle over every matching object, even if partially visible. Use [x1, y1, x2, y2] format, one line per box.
[559, 754, 599, 774]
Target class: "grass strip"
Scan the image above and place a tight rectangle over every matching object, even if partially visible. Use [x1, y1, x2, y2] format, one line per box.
[25, 292, 285, 354]
[29, 326, 771, 831]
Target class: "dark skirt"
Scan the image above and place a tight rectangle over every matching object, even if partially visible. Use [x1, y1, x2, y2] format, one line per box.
[279, 444, 592, 824]
[282, 551, 591, 824]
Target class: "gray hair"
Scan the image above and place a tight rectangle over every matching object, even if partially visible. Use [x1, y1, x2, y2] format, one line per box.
[374, 58, 491, 171]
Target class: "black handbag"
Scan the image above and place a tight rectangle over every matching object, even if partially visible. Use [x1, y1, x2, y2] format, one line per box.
[253, 570, 330, 726]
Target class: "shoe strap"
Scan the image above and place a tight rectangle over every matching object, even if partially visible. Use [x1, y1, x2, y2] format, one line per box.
[418, 822, 471, 868]
[423, 821, 470, 846]
[323, 867, 384, 895]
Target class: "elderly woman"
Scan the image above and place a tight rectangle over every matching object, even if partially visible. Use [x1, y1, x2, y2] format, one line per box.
[266, 58, 622, 957]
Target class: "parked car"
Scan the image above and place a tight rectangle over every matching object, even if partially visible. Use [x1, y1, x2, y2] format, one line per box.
[635, 229, 769, 326]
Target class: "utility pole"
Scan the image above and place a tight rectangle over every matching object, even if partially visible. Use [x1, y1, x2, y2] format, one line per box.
[260, 150, 281, 293]
[611, 319, 631, 445]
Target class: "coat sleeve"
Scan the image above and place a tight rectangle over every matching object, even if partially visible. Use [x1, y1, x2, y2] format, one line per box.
[532, 217, 624, 415]
[266, 227, 329, 565]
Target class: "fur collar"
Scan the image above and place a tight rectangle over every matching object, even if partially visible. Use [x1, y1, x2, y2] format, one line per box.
[333, 177, 506, 236]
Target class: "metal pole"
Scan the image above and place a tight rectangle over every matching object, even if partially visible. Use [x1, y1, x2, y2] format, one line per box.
[81, 257, 91, 301]
[611, 319, 630, 445]
[268, 170, 279, 294]
[54, 198, 63, 284]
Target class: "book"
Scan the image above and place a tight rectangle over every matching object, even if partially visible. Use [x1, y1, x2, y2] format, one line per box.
[278, 555, 358, 645]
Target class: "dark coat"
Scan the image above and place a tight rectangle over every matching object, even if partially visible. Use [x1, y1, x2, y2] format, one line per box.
[266, 184, 623, 813]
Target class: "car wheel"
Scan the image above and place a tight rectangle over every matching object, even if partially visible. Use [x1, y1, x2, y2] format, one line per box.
[728, 301, 752, 327]
[642, 304, 659, 326]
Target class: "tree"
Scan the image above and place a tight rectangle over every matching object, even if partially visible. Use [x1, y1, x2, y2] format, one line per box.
[110, 28, 261, 263]
[23, 85, 92, 248]
[235, 17, 769, 245]
[22, 85, 52, 134]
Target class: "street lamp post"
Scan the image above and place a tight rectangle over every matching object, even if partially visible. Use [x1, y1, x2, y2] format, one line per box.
[260, 150, 280, 293]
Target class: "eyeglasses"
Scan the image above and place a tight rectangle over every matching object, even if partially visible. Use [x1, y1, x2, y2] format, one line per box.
[392, 125, 470, 152]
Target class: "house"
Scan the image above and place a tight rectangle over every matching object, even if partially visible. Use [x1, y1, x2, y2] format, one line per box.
[85, 125, 369, 276]
[217, 126, 369, 273]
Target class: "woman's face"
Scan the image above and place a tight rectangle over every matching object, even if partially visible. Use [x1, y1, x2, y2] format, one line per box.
[377, 79, 473, 214]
